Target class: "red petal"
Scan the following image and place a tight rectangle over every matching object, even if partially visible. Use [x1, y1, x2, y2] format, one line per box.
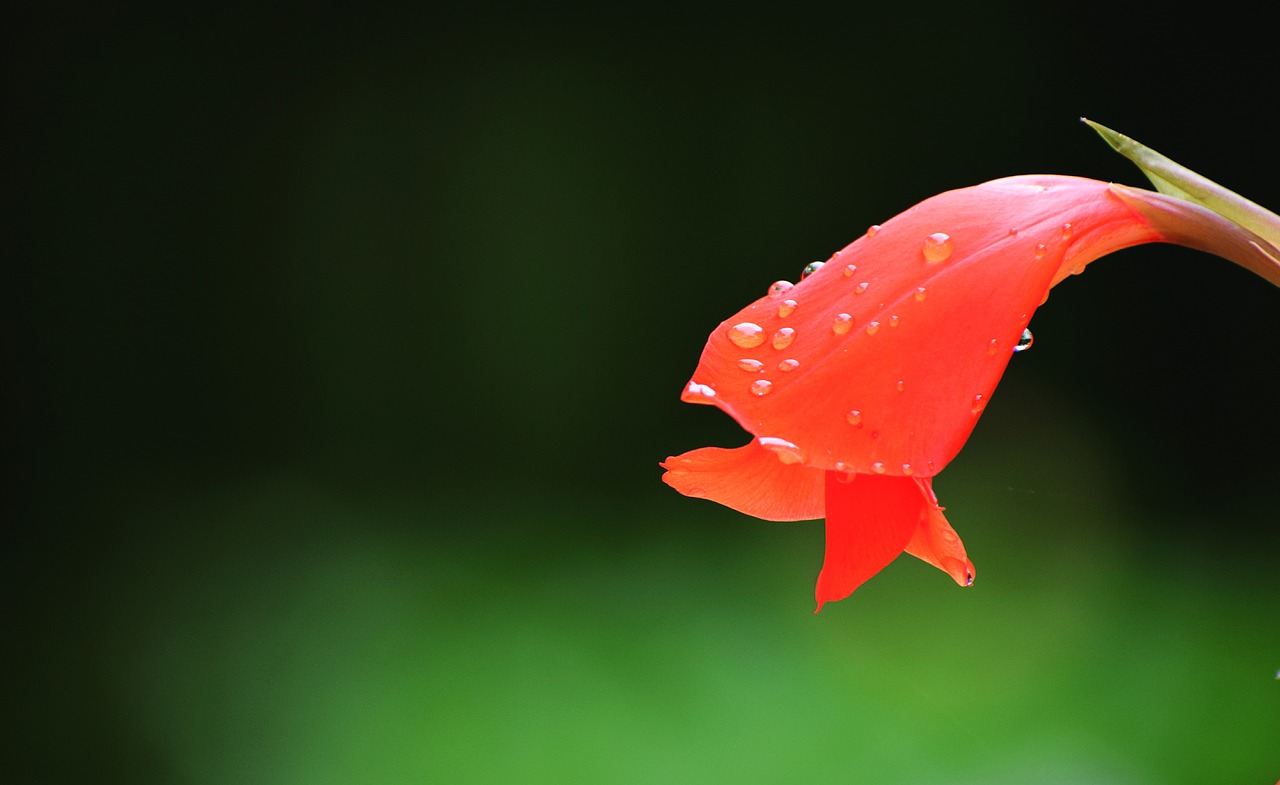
[661, 439, 825, 522]
[815, 472, 931, 611]
[902, 477, 974, 587]
[683, 176, 1164, 478]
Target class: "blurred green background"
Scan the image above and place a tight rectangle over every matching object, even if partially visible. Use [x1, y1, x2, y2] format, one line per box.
[7, 5, 1279, 784]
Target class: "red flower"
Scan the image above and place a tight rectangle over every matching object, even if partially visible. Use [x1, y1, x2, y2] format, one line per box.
[663, 174, 1241, 611]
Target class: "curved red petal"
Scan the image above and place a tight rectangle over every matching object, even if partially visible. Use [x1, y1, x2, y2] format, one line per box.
[661, 440, 825, 522]
[683, 176, 1164, 478]
[815, 472, 930, 611]
[902, 477, 974, 587]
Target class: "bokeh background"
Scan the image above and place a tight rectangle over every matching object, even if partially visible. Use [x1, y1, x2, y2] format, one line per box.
[7, 5, 1279, 784]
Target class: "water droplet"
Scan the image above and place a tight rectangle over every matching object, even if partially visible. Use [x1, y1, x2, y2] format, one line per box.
[1034, 243, 1047, 259]
[1061, 222, 1074, 240]
[854, 281, 870, 295]
[865, 321, 880, 335]
[970, 394, 986, 414]
[964, 568, 974, 586]
[895, 380, 905, 392]
[750, 379, 773, 396]
[683, 381, 716, 400]
[757, 436, 804, 464]
[986, 338, 999, 356]
[922, 232, 953, 263]
[1070, 262, 1086, 275]
[871, 461, 886, 474]
[843, 264, 857, 277]
[846, 410, 863, 427]
[737, 359, 764, 372]
[728, 322, 766, 348]
[777, 358, 800, 372]
[901, 463, 914, 476]
[831, 313, 853, 335]
[888, 314, 900, 327]
[914, 287, 928, 302]
[768, 280, 794, 298]
[1008, 227, 1019, 236]
[771, 327, 796, 350]
[1014, 327, 1034, 352]
[866, 224, 882, 237]
[801, 261, 824, 279]
[777, 299, 798, 318]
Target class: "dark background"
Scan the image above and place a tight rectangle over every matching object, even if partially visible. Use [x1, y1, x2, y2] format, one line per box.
[7, 5, 1279, 784]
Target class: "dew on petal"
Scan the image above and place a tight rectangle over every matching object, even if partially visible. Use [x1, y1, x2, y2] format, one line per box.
[768, 280, 794, 298]
[871, 461, 886, 474]
[865, 321, 880, 335]
[986, 338, 999, 356]
[728, 322, 766, 348]
[1034, 243, 1047, 259]
[843, 264, 857, 277]
[832, 313, 853, 335]
[888, 315, 900, 327]
[895, 380, 905, 392]
[854, 282, 870, 295]
[1014, 327, 1034, 352]
[683, 381, 717, 402]
[970, 394, 986, 414]
[778, 358, 800, 372]
[1061, 222, 1074, 240]
[846, 410, 863, 427]
[772, 327, 796, 349]
[801, 261, 824, 279]
[922, 232, 953, 263]
[757, 436, 805, 464]
[777, 299, 798, 318]
[901, 463, 914, 476]
[737, 358, 765, 372]
[750, 379, 773, 396]
[914, 287, 927, 302]
[1070, 262, 1086, 275]
[866, 224, 882, 237]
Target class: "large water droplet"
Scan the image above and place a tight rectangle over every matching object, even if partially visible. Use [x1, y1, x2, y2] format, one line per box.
[914, 287, 928, 302]
[922, 232, 953, 263]
[758, 436, 804, 464]
[750, 379, 773, 396]
[843, 264, 857, 278]
[865, 321, 880, 335]
[771, 327, 796, 349]
[1014, 328, 1034, 353]
[801, 261, 824, 279]
[866, 224, 882, 237]
[728, 322, 766, 348]
[854, 282, 870, 295]
[768, 280, 794, 298]
[777, 358, 800, 372]
[970, 394, 986, 414]
[777, 299, 798, 318]
[831, 313, 853, 335]
[737, 359, 765, 373]
[846, 410, 863, 427]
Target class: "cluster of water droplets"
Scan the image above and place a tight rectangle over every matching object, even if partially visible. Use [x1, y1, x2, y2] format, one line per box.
[711, 225, 1046, 475]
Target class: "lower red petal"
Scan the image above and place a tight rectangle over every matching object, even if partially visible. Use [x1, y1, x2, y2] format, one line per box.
[815, 472, 928, 611]
[902, 478, 975, 587]
[660, 440, 825, 522]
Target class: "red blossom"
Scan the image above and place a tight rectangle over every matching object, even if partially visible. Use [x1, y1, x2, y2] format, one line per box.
[663, 175, 1178, 611]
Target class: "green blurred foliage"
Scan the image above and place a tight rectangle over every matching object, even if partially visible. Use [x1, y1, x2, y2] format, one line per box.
[6, 4, 1278, 784]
